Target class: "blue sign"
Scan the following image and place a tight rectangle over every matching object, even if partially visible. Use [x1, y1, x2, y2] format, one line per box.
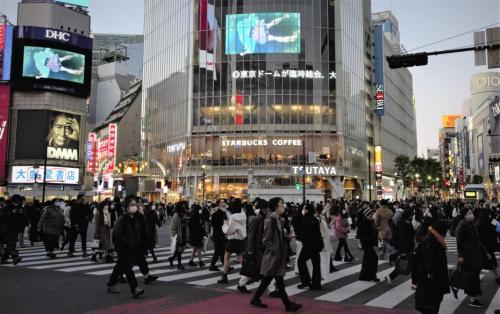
[373, 23, 385, 117]
[2, 25, 13, 81]
[17, 26, 92, 50]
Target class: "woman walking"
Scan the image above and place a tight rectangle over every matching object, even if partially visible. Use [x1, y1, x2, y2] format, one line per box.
[168, 202, 188, 270]
[91, 200, 114, 263]
[333, 207, 354, 262]
[144, 203, 161, 263]
[37, 200, 64, 259]
[188, 204, 205, 267]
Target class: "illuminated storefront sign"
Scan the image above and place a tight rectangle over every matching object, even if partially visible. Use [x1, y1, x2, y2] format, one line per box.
[222, 139, 302, 147]
[292, 166, 337, 176]
[375, 145, 383, 197]
[86, 132, 96, 172]
[375, 84, 385, 116]
[231, 69, 336, 80]
[107, 124, 117, 172]
[11, 166, 79, 184]
[442, 115, 464, 128]
[167, 142, 186, 153]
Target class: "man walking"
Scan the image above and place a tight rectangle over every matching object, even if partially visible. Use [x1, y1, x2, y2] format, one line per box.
[68, 194, 92, 257]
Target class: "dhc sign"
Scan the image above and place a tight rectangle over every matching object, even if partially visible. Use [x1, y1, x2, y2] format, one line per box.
[45, 30, 71, 42]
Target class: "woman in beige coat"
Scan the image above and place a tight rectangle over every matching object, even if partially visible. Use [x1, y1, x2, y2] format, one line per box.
[250, 197, 302, 312]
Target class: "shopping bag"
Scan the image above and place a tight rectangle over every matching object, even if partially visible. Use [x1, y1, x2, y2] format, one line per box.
[449, 264, 475, 290]
[91, 239, 100, 250]
[202, 236, 209, 253]
[170, 234, 178, 253]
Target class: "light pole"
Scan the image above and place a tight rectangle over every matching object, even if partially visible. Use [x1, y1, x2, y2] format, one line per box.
[394, 172, 398, 201]
[201, 164, 206, 203]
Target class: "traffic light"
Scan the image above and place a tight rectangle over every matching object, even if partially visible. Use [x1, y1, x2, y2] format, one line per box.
[60, 185, 64, 191]
[295, 183, 302, 190]
[386, 52, 428, 69]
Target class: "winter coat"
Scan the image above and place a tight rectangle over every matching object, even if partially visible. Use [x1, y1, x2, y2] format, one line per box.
[144, 208, 161, 249]
[70, 202, 92, 227]
[414, 232, 449, 313]
[358, 217, 378, 249]
[455, 219, 484, 272]
[0, 205, 27, 241]
[300, 212, 324, 253]
[318, 214, 333, 254]
[374, 207, 393, 240]
[260, 212, 288, 277]
[37, 206, 64, 236]
[171, 213, 187, 247]
[333, 215, 350, 239]
[188, 214, 204, 248]
[211, 209, 225, 241]
[246, 210, 266, 268]
[222, 212, 247, 240]
[392, 219, 415, 254]
[112, 213, 147, 254]
[94, 208, 112, 251]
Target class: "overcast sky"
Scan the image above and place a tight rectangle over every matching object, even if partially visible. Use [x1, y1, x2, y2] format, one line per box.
[1, 0, 499, 157]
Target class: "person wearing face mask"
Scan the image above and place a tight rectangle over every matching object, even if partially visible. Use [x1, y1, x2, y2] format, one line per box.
[333, 207, 355, 262]
[454, 208, 488, 308]
[357, 206, 380, 282]
[168, 201, 188, 270]
[106, 196, 147, 298]
[143, 202, 161, 263]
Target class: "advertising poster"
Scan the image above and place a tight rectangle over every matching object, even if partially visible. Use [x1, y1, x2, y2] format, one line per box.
[11, 166, 79, 184]
[373, 24, 385, 116]
[23, 46, 85, 84]
[87, 132, 96, 172]
[107, 124, 117, 173]
[225, 13, 300, 55]
[46, 111, 80, 161]
[199, 0, 219, 80]
[0, 85, 10, 180]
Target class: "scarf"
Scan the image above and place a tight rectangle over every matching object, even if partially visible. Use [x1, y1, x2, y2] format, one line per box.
[103, 207, 111, 227]
[428, 226, 446, 249]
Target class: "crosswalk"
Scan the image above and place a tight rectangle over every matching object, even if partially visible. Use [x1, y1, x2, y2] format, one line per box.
[2, 238, 500, 313]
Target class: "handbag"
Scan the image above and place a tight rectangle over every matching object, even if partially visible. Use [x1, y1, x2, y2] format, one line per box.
[396, 254, 410, 275]
[170, 234, 178, 253]
[449, 264, 475, 290]
[240, 253, 259, 279]
[91, 239, 100, 250]
[482, 252, 496, 270]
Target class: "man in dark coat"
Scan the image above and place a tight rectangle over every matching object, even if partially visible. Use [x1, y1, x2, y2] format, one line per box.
[0, 195, 24, 265]
[358, 206, 380, 282]
[414, 220, 449, 314]
[297, 203, 324, 290]
[250, 197, 301, 312]
[209, 199, 227, 271]
[37, 199, 64, 259]
[107, 196, 147, 297]
[68, 194, 92, 257]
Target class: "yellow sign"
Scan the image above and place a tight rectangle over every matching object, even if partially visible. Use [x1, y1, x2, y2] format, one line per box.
[464, 191, 477, 198]
[375, 145, 382, 172]
[442, 115, 463, 128]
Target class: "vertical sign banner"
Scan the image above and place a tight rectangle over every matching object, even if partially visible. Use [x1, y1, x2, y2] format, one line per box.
[374, 145, 383, 197]
[86, 132, 96, 172]
[107, 124, 117, 173]
[199, 0, 219, 80]
[1, 25, 14, 81]
[0, 85, 10, 180]
[373, 24, 385, 116]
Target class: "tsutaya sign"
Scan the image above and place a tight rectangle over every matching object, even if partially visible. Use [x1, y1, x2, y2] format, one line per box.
[232, 69, 337, 80]
[222, 139, 302, 147]
[292, 166, 337, 176]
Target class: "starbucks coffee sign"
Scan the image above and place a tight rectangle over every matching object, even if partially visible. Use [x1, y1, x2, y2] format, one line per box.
[292, 166, 337, 176]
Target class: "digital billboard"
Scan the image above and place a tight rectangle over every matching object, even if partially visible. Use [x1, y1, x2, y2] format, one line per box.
[11, 166, 79, 184]
[11, 26, 92, 97]
[0, 24, 14, 81]
[225, 13, 300, 55]
[56, 0, 89, 7]
[23, 46, 85, 84]
[15, 110, 81, 162]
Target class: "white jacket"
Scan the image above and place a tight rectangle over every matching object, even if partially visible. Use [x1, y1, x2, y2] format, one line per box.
[222, 212, 247, 240]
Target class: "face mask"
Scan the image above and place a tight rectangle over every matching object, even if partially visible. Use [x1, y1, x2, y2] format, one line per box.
[110, 205, 115, 209]
[129, 206, 138, 213]
[152, 206, 156, 210]
[199, 210, 202, 215]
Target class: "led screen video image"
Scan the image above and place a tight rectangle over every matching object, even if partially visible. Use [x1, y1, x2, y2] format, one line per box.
[23, 46, 85, 84]
[225, 13, 300, 55]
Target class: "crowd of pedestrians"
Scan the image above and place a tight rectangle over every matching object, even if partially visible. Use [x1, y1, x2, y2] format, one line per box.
[1, 193, 500, 313]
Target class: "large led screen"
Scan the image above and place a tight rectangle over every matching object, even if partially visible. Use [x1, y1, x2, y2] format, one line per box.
[225, 13, 300, 55]
[56, 0, 89, 7]
[23, 46, 85, 84]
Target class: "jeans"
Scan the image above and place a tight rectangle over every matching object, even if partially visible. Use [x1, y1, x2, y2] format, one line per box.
[380, 240, 395, 260]
[69, 223, 88, 253]
[335, 238, 353, 259]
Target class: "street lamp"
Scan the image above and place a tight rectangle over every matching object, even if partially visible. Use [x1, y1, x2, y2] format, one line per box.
[201, 164, 207, 202]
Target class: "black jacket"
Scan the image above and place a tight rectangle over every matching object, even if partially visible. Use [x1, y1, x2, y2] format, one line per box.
[456, 220, 483, 271]
[0, 205, 27, 241]
[143, 209, 161, 249]
[211, 209, 225, 241]
[416, 233, 449, 295]
[70, 202, 92, 227]
[112, 213, 147, 254]
[393, 219, 415, 254]
[358, 217, 378, 249]
[300, 212, 324, 253]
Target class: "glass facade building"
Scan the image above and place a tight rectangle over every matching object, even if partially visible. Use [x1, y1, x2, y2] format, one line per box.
[143, 0, 370, 201]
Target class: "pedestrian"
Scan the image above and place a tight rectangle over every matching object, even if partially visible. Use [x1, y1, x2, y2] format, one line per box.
[60, 200, 72, 251]
[250, 197, 302, 312]
[455, 207, 488, 308]
[218, 199, 247, 284]
[374, 199, 394, 260]
[106, 196, 146, 297]
[168, 201, 188, 270]
[297, 203, 323, 290]
[333, 206, 355, 262]
[476, 208, 499, 282]
[68, 194, 92, 257]
[357, 206, 380, 282]
[91, 200, 114, 263]
[414, 220, 450, 314]
[385, 208, 415, 286]
[0, 195, 25, 265]
[26, 200, 42, 246]
[208, 199, 227, 271]
[37, 199, 64, 259]
[143, 202, 161, 263]
[188, 204, 205, 267]
[318, 207, 338, 273]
